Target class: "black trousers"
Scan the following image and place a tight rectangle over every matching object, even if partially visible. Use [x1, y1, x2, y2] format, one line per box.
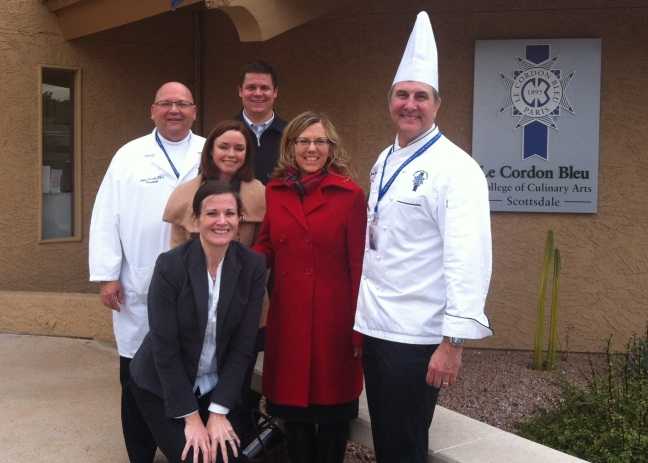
[363, 336, 440, 463]
[119, 356, 157, 463]
[284, 420, 350, 463]
[130, 382, 241, 463]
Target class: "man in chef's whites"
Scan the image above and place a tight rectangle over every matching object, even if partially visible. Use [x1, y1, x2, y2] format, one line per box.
[89, 82, 204, 463]
[353, 12, 493, 463]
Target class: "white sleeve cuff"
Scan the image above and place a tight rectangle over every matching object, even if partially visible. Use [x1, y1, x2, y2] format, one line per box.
[175, 410, 199, 420]
[442, 313, 493, 339]
[208, 403, 230, 415]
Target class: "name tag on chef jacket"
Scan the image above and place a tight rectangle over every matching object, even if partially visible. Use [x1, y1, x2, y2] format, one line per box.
[139, 174, 164, 184]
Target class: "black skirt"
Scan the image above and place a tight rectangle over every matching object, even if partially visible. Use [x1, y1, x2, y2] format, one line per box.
[267, 399, 358, 424]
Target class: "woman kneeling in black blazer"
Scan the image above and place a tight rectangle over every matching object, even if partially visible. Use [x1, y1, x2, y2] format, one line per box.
[130, 180, 265, 463]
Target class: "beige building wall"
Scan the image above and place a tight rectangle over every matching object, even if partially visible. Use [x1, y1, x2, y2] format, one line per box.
[202, 0, 648, 352]
[0, 1, 195, 293]
[1, 0, 646, 352]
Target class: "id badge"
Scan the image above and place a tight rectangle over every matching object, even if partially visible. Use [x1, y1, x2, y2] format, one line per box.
[368, 215, 379, 251]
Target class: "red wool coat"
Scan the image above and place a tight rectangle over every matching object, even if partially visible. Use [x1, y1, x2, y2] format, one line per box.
[253, 173, 367, 407]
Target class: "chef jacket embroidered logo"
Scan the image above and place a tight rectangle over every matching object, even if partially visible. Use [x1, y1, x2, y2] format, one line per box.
[498, 44, 575, 160]
[412, 170, 428, 191]
[369, 166, 378, 185]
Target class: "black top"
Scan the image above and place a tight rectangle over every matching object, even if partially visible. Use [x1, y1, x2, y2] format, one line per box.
[129, 239, 266, 418]
[237, 111, 286, 185]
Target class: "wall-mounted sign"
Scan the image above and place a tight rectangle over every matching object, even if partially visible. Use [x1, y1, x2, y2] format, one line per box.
[472, 39, 601, 213]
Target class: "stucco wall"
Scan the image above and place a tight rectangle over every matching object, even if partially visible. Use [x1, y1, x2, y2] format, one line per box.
[200, 0, 648, 352]
[0, 1, 195, 293]
[0, 290, 113, 343]
[1, 1, 646, 352]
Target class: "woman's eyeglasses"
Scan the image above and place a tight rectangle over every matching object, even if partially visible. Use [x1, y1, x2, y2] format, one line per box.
[294, 138, 331, 147]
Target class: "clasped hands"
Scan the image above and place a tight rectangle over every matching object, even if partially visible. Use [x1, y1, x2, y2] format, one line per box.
[183, 412, 240, 463]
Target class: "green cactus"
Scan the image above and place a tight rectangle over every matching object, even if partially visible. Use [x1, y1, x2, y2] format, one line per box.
[533, 230, 557, 370]
[546, 248, 561, 370]
[532, 234, 560, 370]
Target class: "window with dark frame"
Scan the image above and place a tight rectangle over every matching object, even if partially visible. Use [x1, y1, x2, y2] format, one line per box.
[41, 68, 77, 240]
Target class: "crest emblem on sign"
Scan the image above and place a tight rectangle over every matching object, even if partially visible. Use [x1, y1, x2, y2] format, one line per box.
[498, 45, 575, 160]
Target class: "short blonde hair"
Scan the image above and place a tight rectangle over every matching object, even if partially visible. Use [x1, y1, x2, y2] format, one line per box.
[273, 111, 355, 179]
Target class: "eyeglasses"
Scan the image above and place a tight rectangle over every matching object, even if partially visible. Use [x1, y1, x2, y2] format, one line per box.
[294, 138, 331, 148]
[154, 100, 195, 109]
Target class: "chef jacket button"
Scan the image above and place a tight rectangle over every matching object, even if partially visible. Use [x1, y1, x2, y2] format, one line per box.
[305, 268, 313, 275]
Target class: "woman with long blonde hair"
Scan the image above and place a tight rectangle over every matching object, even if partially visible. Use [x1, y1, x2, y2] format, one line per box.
[254, 111, 367, 463]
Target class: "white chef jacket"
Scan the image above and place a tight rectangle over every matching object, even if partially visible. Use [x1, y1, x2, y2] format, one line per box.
[89, 129, 205, 357]
[354, 126, 493, 345]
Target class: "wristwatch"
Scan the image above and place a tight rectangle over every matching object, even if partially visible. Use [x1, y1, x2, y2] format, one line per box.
[444, 336, 465, 347]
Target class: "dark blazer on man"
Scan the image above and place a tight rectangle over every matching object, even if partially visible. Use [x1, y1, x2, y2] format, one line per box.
[130, 238, 266, 419]
[236, 111, 286, 185]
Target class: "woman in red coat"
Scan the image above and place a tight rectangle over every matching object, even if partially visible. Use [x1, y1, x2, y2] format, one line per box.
[253, 111, 366, 463]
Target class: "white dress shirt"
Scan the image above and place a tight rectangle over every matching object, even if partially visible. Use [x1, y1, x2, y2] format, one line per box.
[177, 260, 230, 418]
[199, 260, 230, 415]
[242, 110, 275, 146]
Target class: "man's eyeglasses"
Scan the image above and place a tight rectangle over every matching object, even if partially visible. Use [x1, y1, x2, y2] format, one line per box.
[154, 100, 195, 109]
[294, 138, 331, 148]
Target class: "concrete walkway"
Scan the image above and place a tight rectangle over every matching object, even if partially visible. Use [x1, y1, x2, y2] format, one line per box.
[1, 333, 151, 462]
[2, 333, 589, 463]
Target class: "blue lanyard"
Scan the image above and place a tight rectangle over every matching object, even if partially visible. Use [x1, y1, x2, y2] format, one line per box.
[154, 130, 181, 179]
[374, 131, 443, 214]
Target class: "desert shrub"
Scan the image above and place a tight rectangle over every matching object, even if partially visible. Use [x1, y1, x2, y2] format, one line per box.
[517, 328, 648, 463]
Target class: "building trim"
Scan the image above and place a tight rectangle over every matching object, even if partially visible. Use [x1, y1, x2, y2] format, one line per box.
[45, 0, 347, 42]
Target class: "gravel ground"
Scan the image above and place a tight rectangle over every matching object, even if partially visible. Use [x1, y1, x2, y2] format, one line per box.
[343, 348, 604, 462]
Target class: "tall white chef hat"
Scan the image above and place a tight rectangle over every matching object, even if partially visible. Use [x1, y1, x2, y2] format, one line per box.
[392, 11, 438, 91]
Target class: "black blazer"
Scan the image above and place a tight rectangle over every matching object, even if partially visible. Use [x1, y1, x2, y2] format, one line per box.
[130, 238, 266, 418]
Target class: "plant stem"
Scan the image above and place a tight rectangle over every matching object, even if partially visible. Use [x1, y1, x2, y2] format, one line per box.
[546, 248, 561, 370]
[533, 230, 554, 370]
